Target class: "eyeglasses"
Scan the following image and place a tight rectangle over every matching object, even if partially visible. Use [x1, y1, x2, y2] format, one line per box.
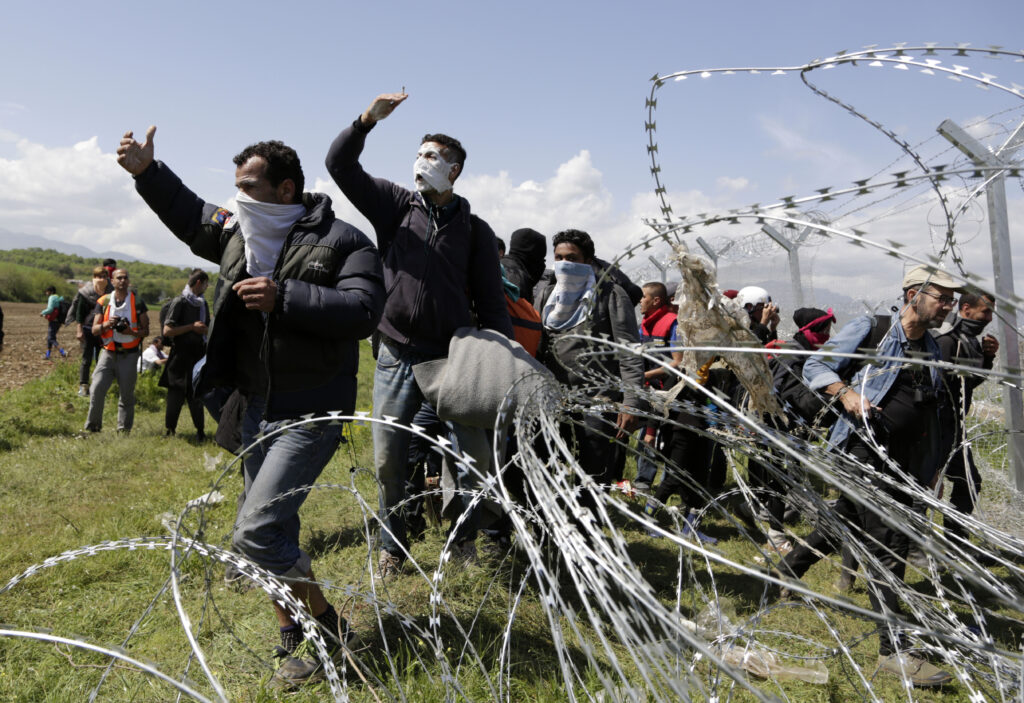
[916, 289, 956, 306]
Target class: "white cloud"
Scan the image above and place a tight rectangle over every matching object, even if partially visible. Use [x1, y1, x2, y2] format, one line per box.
[716, 176, 749, 192]
[3, 133, 1019, 308]
[0, 134, 205, 264]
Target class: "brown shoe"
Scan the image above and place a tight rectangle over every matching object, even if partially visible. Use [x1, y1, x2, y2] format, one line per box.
[877, 653, 952, 688]
[377, 549, 402, 580]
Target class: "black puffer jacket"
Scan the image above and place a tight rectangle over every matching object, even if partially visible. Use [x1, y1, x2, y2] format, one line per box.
[327, 120, 512, 354]
[134, 160, 385, 419]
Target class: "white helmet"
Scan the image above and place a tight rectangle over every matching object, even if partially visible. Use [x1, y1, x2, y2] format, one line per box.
[735, 285, 770, 309]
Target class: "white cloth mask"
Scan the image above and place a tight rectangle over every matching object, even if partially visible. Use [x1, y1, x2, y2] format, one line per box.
[234, 191, 306, 278]
[413, 147, 454, 194]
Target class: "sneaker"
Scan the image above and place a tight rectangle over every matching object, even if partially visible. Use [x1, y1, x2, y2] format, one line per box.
[759, 538, 793, 559]
[58, 348, 67, 358]
[43, 350, 51, 360]
[834, 570, 856, 593]
[377, 549, 402, 579]
[907, 549, 929, 569]
[455, 540, 478, 565]
[876, 653, 952, 688]
[682, 512, 718, 545]
[78, 384, 88, 397]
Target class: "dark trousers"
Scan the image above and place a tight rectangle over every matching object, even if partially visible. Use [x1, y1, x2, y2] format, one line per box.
[780, 438, 913, 655]
[166, 386, 205, 435]
[79, 333, 102, 384]
[46, 320, 61, 349]
[945, 446, 982, 540]
[653, 409, 712, 510]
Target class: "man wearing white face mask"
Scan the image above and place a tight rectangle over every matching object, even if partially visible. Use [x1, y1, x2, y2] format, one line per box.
[117, 127, 385, 689]
[327, 91, 513, 577]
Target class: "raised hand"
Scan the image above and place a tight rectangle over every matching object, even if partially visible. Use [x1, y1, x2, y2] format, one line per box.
[117, 126, 156, 176]
[360, 91, 408, 127]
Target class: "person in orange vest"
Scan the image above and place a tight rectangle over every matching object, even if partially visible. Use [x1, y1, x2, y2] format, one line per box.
[83, 268, 149, 433]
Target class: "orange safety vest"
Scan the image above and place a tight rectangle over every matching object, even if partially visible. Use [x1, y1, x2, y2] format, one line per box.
[99, 291, 141, 351]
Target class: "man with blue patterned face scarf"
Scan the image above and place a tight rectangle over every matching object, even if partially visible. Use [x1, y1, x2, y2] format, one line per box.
[533, 229, 645, 511]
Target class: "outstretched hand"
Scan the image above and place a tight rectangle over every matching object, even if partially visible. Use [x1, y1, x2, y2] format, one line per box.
[117, 126, 156, 176]
[360, 91, 408, 127]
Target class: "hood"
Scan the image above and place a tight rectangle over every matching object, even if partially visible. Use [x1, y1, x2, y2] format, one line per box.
[507, 228, 547, 280]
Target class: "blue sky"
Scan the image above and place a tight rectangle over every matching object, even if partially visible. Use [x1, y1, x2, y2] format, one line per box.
[1, 0, 1022, 303]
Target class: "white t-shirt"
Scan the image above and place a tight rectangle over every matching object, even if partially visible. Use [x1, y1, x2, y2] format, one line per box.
[139, 344, 166, 372]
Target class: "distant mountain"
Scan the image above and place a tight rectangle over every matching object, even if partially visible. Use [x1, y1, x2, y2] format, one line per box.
[0, 228, 148, 264]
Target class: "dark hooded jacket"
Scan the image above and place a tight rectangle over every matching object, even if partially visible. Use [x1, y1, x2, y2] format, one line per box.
[326, 119, 512, 355]
[501, 228, 547, 303]
[133, 160, 385, 420]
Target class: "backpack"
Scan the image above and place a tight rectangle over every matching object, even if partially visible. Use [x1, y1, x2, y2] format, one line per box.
[771, 314, 892, 427]
[507, 293, 542, 357]
[159, 299, 175, 348]
[57, 297, 72, 326]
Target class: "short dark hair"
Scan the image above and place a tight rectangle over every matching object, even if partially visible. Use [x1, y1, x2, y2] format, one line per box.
[44, 285, 56, 295]
[643, 281, 668, 302]
[102, 258, 116, 268]
[959, 290, 995, 310]
[552, 229, 595, 262]
[495, 237, 506, 257]
[421, 133, 466, 170]
[188, 268, 209, 287]
[152, 335, 165, 345]
[232, 141, 304, 201]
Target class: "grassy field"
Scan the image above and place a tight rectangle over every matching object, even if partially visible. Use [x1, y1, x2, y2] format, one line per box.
[0, 349, 1019, 701]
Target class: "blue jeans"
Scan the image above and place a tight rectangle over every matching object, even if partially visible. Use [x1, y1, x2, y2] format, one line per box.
[373, 341, 484, 558]
[232, 396, 344, 577]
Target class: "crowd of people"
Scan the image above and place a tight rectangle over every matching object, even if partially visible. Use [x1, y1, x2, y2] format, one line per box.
[91, 89, 1009, 691]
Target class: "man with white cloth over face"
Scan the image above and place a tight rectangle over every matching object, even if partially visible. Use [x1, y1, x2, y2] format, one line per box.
[326, 91, 513, 577]
[117, 127, 384, 689]
[533, 228, 645, 512]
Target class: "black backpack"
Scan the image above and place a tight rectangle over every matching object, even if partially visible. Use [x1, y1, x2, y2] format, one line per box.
[57, 298, 72, 326]
[772, 315, 892, 427]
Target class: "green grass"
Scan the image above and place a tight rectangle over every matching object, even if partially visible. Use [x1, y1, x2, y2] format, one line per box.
[0, 350, 1018, 701]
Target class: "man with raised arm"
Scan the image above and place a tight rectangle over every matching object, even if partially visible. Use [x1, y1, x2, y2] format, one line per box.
[117, 126, 384, 689]
[326, 92, 513, 577]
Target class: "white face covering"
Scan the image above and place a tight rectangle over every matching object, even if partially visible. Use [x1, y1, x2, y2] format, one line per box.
[234, 191, 306, 278]
[413, 145, 455, 194]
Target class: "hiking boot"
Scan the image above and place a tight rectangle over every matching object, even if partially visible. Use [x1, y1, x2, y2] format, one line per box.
[78, 384, 88, 397]
[268, 628, 362, 690]
[876, 653, 952, 688]
[377, 549, 402, 579]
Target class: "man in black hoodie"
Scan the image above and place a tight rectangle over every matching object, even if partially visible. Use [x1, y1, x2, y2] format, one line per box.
[935, 291, 998, 545]
[502, 228, 547, 303]
[326, 91, 513, 576]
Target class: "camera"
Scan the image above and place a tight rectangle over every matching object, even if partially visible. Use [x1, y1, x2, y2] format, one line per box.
[112, 316, 131, 333]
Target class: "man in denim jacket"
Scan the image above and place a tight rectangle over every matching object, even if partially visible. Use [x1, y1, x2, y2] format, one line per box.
[777, 264, 957, 688]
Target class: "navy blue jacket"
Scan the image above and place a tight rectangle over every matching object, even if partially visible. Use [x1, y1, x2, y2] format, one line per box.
[326, 120, 512, 354]
[134, 160, 384, 420]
